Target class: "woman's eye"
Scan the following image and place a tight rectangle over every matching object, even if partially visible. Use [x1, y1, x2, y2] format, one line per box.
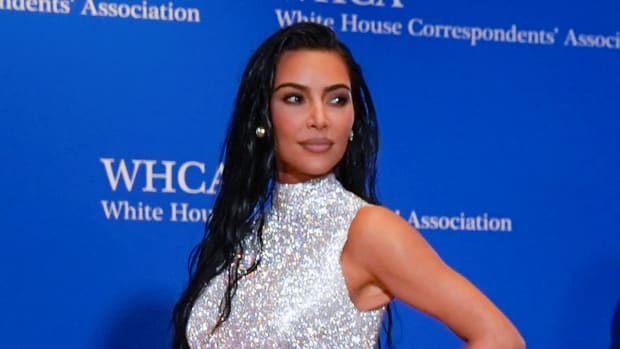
[329, 95, 349, 106]
[283, 94, 303, 104]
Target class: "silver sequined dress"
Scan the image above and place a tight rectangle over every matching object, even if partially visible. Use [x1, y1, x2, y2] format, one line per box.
[186, 173, 386, 348]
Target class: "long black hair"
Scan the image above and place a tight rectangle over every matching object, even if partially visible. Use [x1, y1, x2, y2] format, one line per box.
[172, 22, 383, 348]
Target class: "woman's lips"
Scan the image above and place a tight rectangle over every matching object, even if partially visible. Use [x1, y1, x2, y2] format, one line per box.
[299, 138, 334, 153]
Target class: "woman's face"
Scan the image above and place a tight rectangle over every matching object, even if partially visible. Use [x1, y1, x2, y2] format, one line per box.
[270, 49, 354, 184]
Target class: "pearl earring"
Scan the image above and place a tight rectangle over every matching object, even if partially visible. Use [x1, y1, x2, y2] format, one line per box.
[255, 126, 266, 138]
[349, 130, 354, 141]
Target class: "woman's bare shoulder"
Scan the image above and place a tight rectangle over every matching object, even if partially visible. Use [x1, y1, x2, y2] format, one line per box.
[348, 204, 416, 246]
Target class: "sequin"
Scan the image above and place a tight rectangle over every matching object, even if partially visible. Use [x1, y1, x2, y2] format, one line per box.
[187, 173, 385, 348]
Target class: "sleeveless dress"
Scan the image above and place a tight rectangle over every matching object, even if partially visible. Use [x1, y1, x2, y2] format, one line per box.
[186, 174, 386, 348]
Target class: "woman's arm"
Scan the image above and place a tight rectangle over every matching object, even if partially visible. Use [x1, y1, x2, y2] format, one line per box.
[342, 205, 525, 349]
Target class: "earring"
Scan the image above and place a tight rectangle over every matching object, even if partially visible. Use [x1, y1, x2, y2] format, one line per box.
[255, 126, 266, 138]
[349, 130, 354, 141]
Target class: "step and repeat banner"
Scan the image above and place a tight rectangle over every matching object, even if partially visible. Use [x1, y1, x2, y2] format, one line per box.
[2, 0, 619, 348]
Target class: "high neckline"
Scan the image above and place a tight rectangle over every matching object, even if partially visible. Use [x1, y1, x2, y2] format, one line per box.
[272, 173, 340, 212]
[275, 172, 336, 189]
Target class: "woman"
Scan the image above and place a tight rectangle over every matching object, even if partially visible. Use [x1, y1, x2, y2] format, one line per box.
[172, 22, 525, 348]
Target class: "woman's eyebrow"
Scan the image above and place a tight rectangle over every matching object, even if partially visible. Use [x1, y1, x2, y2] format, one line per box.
[273, 82, 351, 93]
[273, 82, 307, 92]
[325, 84, 351, 92]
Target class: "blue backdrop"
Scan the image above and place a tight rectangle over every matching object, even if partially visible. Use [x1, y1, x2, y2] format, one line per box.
[2, 0, 619, 348]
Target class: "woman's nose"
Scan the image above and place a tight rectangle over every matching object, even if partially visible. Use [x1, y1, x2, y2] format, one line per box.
[308, 102, 328, 129]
